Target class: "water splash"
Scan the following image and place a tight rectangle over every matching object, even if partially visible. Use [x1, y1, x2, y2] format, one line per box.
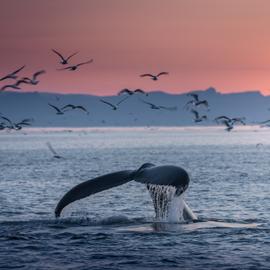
[147, 184, 185, 223]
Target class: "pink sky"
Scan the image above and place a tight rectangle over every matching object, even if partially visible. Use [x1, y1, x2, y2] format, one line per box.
[1, 0, 270, 95]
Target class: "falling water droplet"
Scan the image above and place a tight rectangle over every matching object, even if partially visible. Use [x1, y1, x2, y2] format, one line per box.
[147, 184, 185, 223]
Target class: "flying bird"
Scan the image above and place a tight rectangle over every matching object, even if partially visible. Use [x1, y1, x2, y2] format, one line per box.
[140, 99, 177, 111]
[1, 83, 21, 92]
[215, 116, 246, 125]
[0, 116, 32, 130]
[215, 116, 246, 131]
[48, 104, 65, 115]
[140, 72, 169, 81]
[58, 59, 93, 71]
[52, 49, 79, 65]
[100, 96, 129, 110]
[191, 109, 207, 123]
[118, 88, 148, 96]
[46, 142, 64, 159]
[185, 93, 209, 110]
[14, 119, 33, 130]
[61, 104, 89, 114]
[0, 65, 25, 81]
[22, 70, 46, 85]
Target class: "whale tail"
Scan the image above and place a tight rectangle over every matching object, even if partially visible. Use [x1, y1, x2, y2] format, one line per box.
[55, 164, 191, 219]
[55, 170, 133, 217]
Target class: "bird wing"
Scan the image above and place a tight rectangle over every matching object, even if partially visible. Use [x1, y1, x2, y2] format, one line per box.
[140, 74, 154, 78]
[134, 89, 145, 94]
[76, 106, 88, 112]
[1, 84, 20, 91]
[139, 99, 154, 106]
[11, 65, 26, 76]
[48, 103, 62, 113]
[33, 70, 46, 81]
[57, 66, 72, 71]
[117, 96, 129, 105]
[76, 59, 94, 67]
[0, 116, 13, 126]
[188, 93, 199, 102]
[232, 118, 246, 125]
[184, 100, 194, 109]
[61, 104, 75, 111]
[52, 49, 66, 61]
[46, 142, 59, 156]
[16, 78, 30, 86]
[191, 109, 199, 118]
[197, 100, 209, 107]
[215, 116, 231, 122]
[66, 51, 79, 61]
[159, 106, 177, 111]
[118, 89, 133, 95]
[221, 120, 232, 128]
[0, 65, 25, 81]
[157, 72, 169, 77]
[100, 99, 116, 109]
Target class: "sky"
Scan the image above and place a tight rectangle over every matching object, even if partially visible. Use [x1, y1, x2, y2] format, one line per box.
[1, 0, 270, 95]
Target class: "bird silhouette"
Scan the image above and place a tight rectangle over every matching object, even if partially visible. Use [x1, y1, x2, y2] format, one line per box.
[22, 70, 46, 85]
[191, 109, 207, 123]
[61, 104, 89, 114]
[100, 96, 129, 110]
[140, 99, 177, 111]
[140, 72, 168, 81]
[46, 142, 64, 159]
[52, 49, 79, 65]
[0, 65, 25, 81]
[118, 88, 148, 96]
[58, 59, 93, 71]
[48, 104, 65, 115]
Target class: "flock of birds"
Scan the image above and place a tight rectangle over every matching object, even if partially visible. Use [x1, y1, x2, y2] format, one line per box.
[0, 49, 269, 134]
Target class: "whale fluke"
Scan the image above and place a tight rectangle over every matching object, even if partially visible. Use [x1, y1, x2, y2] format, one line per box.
[55, 170, 133, 217]
[55, 164, 190, 218]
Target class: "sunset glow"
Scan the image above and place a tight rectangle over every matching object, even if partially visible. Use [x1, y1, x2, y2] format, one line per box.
[1, 0, 270, 95]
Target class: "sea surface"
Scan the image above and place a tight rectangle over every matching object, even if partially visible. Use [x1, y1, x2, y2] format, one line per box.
[0, 127, 269, 270]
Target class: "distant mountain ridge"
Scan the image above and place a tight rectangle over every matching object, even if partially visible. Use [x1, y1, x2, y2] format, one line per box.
[0, 87, 269, 127]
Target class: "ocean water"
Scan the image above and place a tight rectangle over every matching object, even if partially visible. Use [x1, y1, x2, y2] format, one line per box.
[0, 127, 269, 270]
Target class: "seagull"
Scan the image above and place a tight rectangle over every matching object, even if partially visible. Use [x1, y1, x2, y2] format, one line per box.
[118, 88, 148, 96]
[46, 142, 63, 159]
[194, 100, 209, 109]
[140, 99, 177, 111]
[185, 93, 209, 110]
[100, 96, 129, 110]
[215, 116, 246, 131]
[215, 116, 246, 125]
[22, 70, 46, 85]
[1, 83, 21, 92]
[191, 109, 207, 123]
[140, 72, 169, 81]
[52, 49, 79, 65]
[219, 119, 234, 131]
[58, 59, 93, 71]
[61, 104, 89, 114]
[48, 103, 65, 115]
[0, 65, 25, 81]
[0, 116, 32, 130]
[14, 119, 33, 130]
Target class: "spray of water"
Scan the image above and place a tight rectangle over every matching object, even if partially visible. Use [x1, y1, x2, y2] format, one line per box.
[147, 184, 186, 223]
